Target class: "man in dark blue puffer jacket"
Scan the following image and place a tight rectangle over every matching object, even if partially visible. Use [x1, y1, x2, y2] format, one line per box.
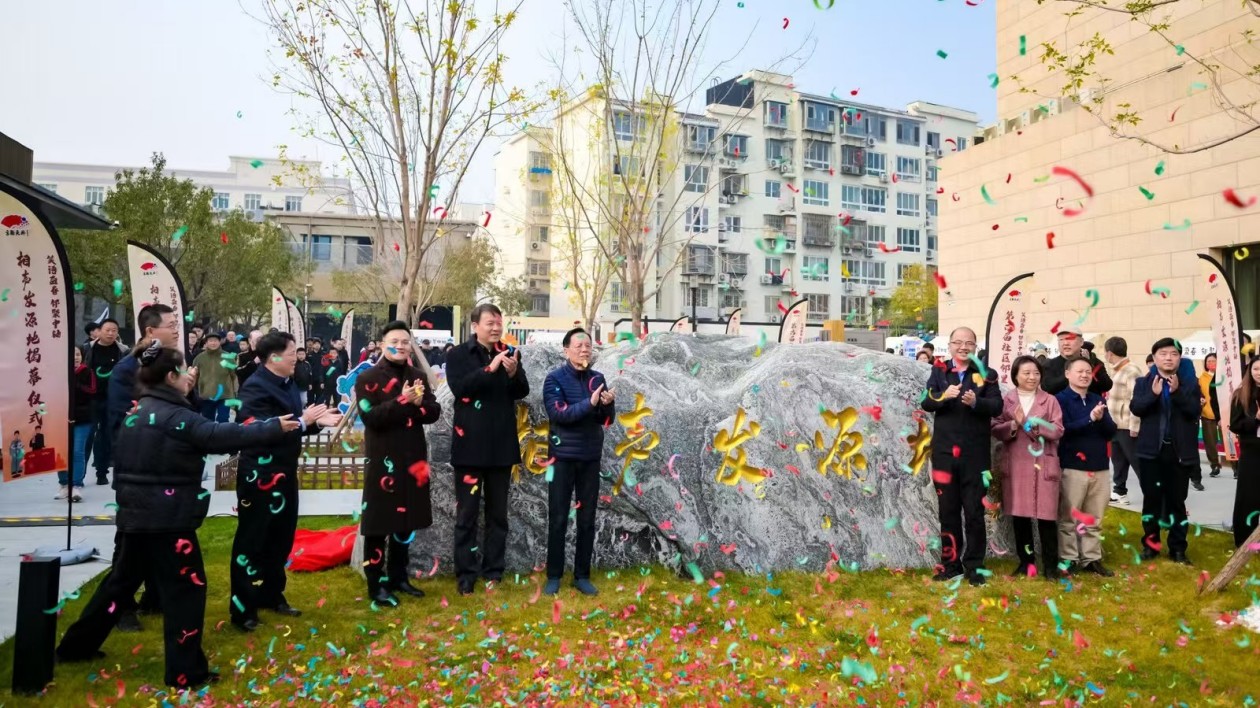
[542, 328, 616, 596]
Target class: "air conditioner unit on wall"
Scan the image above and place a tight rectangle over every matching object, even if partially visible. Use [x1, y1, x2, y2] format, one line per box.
[718, 273, 731, 286]
[769, 314, 782, 323]
[879, 173, 889, 183]
[759, 274, 773, 285]
[769, 158, 782, 168]
[866, 137, 876, 147]
[530, 242, 541, 250]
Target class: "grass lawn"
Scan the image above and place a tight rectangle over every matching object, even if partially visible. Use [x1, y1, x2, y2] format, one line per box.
[1, 509, 1258, 706]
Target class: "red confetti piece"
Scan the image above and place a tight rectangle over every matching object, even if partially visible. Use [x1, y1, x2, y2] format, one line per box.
[454, 426, 464, 437]
[409, 460, 431, 486]
[1169, 105, 1181, 122]
[1143, 535, 1162, 551]
[1005, 172, 1012, 183]
[933, 272, 948, 290]
[931, 469, 953, 485]
[991, 224, 999, 230]
[552, 599, 563, 624]
[951, 445, 961, 458]
[220, 232, 228, 244]
[877, 243, 901, 253]
[463, 474, 478, 485]
[1069, 507, 1096, 526]
[1052, 165, 1094, 216]
[785, 183, 799, 193]
[1076, 452, 1087, 461]
[392, 242, 400, 251]
[1045, 232, 1055, 248]
[1223, 188, 1257, 209]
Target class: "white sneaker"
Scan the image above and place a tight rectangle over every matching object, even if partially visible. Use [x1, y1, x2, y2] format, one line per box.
[72, 488, 84, 502]
[1110, 494, 1129, 506]
[54, 485, 69, 500]
[1109, 491, 1120, 502]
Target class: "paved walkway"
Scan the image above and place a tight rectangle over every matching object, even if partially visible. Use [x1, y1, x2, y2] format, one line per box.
[1113, 452, 1238, 530]
[0, 456, 362, 641]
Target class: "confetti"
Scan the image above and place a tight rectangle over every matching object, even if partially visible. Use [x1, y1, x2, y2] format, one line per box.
[987, 73, 999, 88]
[980, 184, 996, 205]
[249, 159, 264, 168]
[936, 49, 948, 59]
[1045, 231, 1055, 249]
[1223, 188, 1257, 209]
[1236, 247, 1251, 260]
[1154, 160, 1166, 175]
[1185, 300, 1200, 314]
[1139, 186, 1155, 200]
[1019, 35, 1027, 55]
[112, 279, 123, 297]
[1163, 219, 1192, 230]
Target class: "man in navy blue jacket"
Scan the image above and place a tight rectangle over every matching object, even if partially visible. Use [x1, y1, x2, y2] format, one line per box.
[1130, 338, 1201, 564]
[230, 331, 341, 631]
[542, 328, 615, 596]
[1055, 357, 1118, 576]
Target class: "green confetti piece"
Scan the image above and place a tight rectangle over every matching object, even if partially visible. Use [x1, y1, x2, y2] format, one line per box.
[980, 184, 996, 205]
[105, 502, 119, 511]
[936, 49, 948, 59]
[172, 225, 188, 241]
[1188, 81, 1208, 94]
[1154, 160, 1166, 175]
[1033, 174, 1050, 182]
[1175, 44, 1185, 55]
[259, 455, 273, 464]
[1185, 300, 1200, 315]
[1163, 219, 1192, 230]
[686, 562, 704, 583]
[1019, 35, 1027, 56]
[987, 73, 999, 88]
[981, 469, 993, 488]
[884, 517, 900, 530]
[197, 490, 211, 500]
[232, 595, 246, 612]
[249, 159, 264, 168]
[224, 398, 243, 409]
[185, 309, 195, 322]
[1139, 186, 1156, 200]
[985, 670, 1010, 684]
[1014, 216, 1028, 223]
[358, 399, 372, 413]
[113, 279, 123, 297]
[124, 414, 138, 428]
[911, 615, 930, 632]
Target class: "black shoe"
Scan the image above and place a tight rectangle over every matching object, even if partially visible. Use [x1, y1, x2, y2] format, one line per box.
[967, 571, 987, 587]
[232, 617, 259, 632]
[369, 587, 400, 606]
[1080, 561, 1115, 577]
[1191, 480, 1205, 491]
[95, 475, 109, 486]
[392, 580, 426, 598]
[56, 648, 106, 663]
[1010, 562, 1034, 578]
[1170, 552, 1192, 565]
[1140, 547, 1159, 561]
[182, 671, 220, 690]
[931, 568, 964, 582]
[1209, 466, 1221, 478]
[457, 579, 475, 596]
[1043, 565, 1064, 581]
[270, 603, 302, 617]
[116, 611, 143, 632]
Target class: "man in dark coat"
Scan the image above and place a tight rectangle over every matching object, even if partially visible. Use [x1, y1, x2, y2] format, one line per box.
[445, 303, 529, 596]
[354, 321, 442, 606]
[1040, 325, 1113, 396]
[84, 318, 127, 485]
[542, 328, 615, 596]
[1130, 338, 1201, 564]
[230, 332, 341, 631]
[921, 326, 1002, 586]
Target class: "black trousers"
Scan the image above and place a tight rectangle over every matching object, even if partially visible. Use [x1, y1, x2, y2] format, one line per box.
[57, 531, 209, 687]
[91, 408, 115, 478]
[1137, 444, 1191, 555]
[547, 459, 600, 580]
[933, 459, 987, 573]
[230, 478, 299, 621]
[1012, 516, 1058, 571]
[453, 466, 510, 583]
[1111, 431, 1139, 495]
[362, 534, 411, 592]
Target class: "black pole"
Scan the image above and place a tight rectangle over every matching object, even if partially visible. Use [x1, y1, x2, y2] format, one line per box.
[691, 287, 698, 333]
[65, 470, 73, 551]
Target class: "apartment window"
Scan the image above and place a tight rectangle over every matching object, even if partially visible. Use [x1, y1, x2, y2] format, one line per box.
[803, 256, 829, 280]
[895, 120, 921, 146]
[212, 192, 231, 211]
[928, 233, 938, 251]
[765, 180, 782, 198]
[244, 193, 262, 211]
[860, 187, 886, 213]
[613, 112, 645, 141]
[284, 196, 303, 212]
[684, 165, 709, 193]
[529, 190, 550, 208]
[683, 286, 711, 307]
[528, 260, 550, 276]
[867, 115, 887, 141]
[764, 256, 782, 275]
[806, 293, 830, 321]
[840, 145, 865, 174]
[83, 186, 106, 206]
[927, 165, 939, 182]
[765, 295, 784, 318]
[804, 102, 836, 132]
[765, 101, 788, 127]
[764, 214, 786, 231]
[531, 294, 550, 313]
[310, 234, 332, 261]
[841, 185, 861, 212]
[843, 260, 886, 286]
[855, 223, 885, 246]
[350, 236, 373, 265]
[957, 137, 968, 151]
[842, 296, 868, 318]
[724, 134, 748, 157]
[35, 183, 57, 194]
[722, 215, 742, 233]
[865, 152, 887, 177]
[721, 291, 744, 309]
[926, 199, 938, 217]
[720, 252, 749, 275]
[535, 226, 549, 242]
[802, 180, 829, 206]
[765, 139, 788, 162]
[896, 192, 920, 217]
[687, 125, 716, 151]
[804, 141, 831, 169]
[529, 151, 553, 171]
[686, 206, 709, 233]
[926, 132, 940, 149]
[615, 154, 642, 178]
[897, 227, 921, 252]
[609, 282, 628, 312]
[895, 157, 921, 181]
[841, 111, 866, 136]
[721, 174, 748, 196]
[898, 263, 913, 284]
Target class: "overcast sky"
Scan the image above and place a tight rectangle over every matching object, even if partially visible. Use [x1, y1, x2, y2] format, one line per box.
[4, 1, 995, 202]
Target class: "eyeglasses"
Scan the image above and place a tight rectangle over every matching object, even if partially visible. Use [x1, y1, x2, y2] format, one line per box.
[950, 340, 976, 348]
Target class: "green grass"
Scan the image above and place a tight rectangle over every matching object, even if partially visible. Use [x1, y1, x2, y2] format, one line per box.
[1, 510, 1258, 706]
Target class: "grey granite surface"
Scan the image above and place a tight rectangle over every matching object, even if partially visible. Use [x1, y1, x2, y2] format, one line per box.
[381, 333, 1010, 577]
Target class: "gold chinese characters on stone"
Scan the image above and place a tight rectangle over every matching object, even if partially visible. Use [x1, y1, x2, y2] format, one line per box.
[713, 407, 765, 486]
[812, 407, 868, 479]
[514, 403, 551, 481]
[613, 392, 659, 494]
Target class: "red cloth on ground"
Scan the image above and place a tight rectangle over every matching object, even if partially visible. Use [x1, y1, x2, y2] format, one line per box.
[287, 524, 358, 572]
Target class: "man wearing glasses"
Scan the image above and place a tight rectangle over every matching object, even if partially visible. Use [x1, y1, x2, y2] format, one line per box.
[921, 326, 1002, 586]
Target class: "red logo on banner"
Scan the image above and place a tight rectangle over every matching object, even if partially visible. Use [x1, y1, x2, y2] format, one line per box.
[2, 214, 30, 235]
[140, 261, 157, 274]
[1008, 289, 1022, 299]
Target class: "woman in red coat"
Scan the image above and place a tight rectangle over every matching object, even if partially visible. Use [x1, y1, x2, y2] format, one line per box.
[991, 355, 1065, 579]
[353, 321, 441, 606]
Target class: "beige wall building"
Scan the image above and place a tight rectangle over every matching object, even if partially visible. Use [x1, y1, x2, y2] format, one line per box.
[939, 1, 1260, 354]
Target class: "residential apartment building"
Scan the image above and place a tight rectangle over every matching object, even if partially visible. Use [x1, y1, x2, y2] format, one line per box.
[490, 70, 981, 326]
[32, 155, 355, 219]
[938, 1, 1260, 349]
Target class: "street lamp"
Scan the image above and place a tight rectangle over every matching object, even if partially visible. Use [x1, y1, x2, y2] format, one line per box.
[303, 282, 312, 337]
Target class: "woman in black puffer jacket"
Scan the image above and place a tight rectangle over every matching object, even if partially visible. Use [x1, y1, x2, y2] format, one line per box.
[56, 343, 298, 690]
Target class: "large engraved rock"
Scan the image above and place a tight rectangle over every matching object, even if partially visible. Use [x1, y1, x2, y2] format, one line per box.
[390, 333, 1007, 577]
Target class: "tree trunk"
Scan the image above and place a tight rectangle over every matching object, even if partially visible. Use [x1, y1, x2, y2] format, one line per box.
[1199, 523, 1260, 594]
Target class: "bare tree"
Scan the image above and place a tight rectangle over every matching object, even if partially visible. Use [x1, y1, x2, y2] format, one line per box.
[260, 0, 538, 320]
[541, 0, 814, 334]
[1014, 0, 1260, 154]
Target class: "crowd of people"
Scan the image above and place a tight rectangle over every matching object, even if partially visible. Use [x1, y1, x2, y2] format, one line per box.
[922, 325, 1260, 586]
